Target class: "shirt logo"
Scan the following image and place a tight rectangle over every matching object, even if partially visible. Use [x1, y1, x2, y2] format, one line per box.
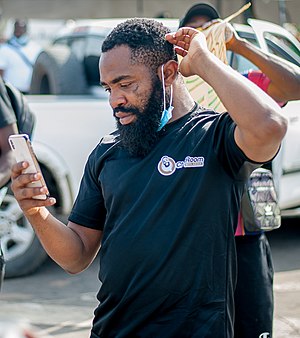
[157, 155, 205, 176]
[259, 333, 270, 338]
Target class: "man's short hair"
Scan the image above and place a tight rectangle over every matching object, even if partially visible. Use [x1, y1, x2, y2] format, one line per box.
[102, 18, 177, 72]
[179, 3, 220, 28]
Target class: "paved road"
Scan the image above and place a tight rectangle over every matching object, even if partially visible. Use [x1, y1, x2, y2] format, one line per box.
[0, 219, 300, 337]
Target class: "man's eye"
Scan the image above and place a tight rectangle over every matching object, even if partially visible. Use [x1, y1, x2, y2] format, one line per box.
[104, 87, 111, 93]
[120, 83, 131, 88]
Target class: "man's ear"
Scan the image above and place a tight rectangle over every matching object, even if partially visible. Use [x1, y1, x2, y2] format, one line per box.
[159, 60, 179, 86]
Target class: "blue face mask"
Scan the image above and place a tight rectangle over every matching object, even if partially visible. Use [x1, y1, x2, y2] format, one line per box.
[17, 35, 29, 45]
[10, 35, 29, 47]
[157, 64, 174, 131]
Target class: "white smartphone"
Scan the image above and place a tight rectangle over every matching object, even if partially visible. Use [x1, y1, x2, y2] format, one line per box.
[8, 134, 49, 200]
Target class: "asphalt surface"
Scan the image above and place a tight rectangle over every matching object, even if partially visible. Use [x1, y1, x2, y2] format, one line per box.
[0, 219, 300, 338]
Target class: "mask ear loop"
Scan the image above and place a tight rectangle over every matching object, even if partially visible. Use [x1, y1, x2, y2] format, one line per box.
[161, 64, 167, 111]
[169, 83, 173, 107]
[161, 64, 173, 108]
[157, 64, 174, 131]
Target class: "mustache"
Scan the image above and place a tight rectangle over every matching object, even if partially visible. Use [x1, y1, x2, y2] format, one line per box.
[113, 106, 141, 117]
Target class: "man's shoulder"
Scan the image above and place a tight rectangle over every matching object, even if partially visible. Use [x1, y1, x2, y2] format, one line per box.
[90, 131, 119, 156]
[100, 132, 119, 145]
[189, 105, 223, 124]
[85, 131, 119, 171]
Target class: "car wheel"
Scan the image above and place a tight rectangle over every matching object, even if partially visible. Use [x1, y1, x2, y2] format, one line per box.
[30, 45, 88, 94]
[0, 191, 48, 278]
[0, 244, 4, 290]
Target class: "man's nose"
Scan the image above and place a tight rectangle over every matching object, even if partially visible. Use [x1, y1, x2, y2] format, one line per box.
[109, 90, 127, 109]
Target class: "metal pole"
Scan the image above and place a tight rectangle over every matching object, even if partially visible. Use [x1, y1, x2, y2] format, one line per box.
[278, 0, 287, 26]
[216, 0, 222, 17]
[137, 0, 144, 16]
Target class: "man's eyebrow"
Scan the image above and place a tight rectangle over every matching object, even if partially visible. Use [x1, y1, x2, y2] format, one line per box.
[100, 75, 132, 87]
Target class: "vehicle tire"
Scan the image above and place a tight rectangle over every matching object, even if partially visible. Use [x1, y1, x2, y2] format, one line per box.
[0, 161, 64, 278]
[30, 45, 88, 94]
[0, 191, 48, 278]
[0, 243, 4, 290]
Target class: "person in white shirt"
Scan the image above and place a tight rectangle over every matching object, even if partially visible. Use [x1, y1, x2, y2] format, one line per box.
[0, 20, 41, 94]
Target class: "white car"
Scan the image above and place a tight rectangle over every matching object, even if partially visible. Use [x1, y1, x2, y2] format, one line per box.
[1, 18, 300, 278]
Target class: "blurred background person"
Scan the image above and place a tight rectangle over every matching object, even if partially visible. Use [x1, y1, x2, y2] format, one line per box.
[0, 19, 41, 94]
[0, 75, 18, 191]
[179, 3, 300, 338]
[0, 75, 19, 291]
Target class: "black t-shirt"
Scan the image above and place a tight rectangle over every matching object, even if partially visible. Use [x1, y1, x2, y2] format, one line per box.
[0, 77, 16, 128]
[69, 106, 257, 338]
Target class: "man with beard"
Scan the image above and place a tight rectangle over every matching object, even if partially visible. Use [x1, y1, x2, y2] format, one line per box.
[10, 18, 287, 338]
[114, 72, 163, 158]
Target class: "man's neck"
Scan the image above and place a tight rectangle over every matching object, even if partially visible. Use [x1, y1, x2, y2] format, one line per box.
[170, 83, 195, 123]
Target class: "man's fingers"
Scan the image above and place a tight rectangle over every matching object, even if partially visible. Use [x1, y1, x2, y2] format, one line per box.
[10, 169, 51, 201]
[11, 161, 28, 178]
[10, 161, 56, 217]
[165, 27, 198, 42]
[12, 171, 42, 188]
[15, 185, 47, 200]
[11, 181, 56, 210]
[174, 46, 188, 57]
[16, 196, 56, 217]
[166, 33, 193, 53]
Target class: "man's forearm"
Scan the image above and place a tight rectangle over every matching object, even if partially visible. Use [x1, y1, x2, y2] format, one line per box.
[228, 38, 300, 100]
[194, 51, 280, 124]
[193, 51, 287, 162]
[26, 208, 89, 274]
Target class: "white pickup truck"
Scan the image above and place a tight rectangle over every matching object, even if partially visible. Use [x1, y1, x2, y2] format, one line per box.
[1, 18, 300, 278]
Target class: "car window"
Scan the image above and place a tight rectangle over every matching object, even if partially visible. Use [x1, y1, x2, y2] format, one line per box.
[227, 51, 259, 74]
[85, 35, 105, 57]
[263, 32, 300, 66]
[53, 36, 86, 60]
[264, 32, 300, 57]
[53, 37, 70, 46]
[68, 37, 86, 60]
[227, 36, 259, 73]
[229, 29, 300, 72]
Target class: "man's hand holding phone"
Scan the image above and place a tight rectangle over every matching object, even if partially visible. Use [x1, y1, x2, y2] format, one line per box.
[9, 134, 56, 216]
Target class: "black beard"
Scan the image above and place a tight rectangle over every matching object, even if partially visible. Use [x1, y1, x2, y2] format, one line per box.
[115, 76, 164, 158]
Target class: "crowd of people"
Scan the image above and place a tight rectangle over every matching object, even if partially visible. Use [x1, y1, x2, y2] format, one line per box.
[1, 4, 300, 338]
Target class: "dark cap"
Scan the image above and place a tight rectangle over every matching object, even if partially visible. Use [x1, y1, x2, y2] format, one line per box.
[179, 3, 220, 28]
[14, 19, 27, 28]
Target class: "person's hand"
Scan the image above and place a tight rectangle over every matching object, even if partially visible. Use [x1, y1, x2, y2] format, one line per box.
[224, 22, 235, 43]
[10, 161, 56, 217]
[165, 27, 210, 77]
[203, 20, 237, 44]
[224, 22, 242, 51]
